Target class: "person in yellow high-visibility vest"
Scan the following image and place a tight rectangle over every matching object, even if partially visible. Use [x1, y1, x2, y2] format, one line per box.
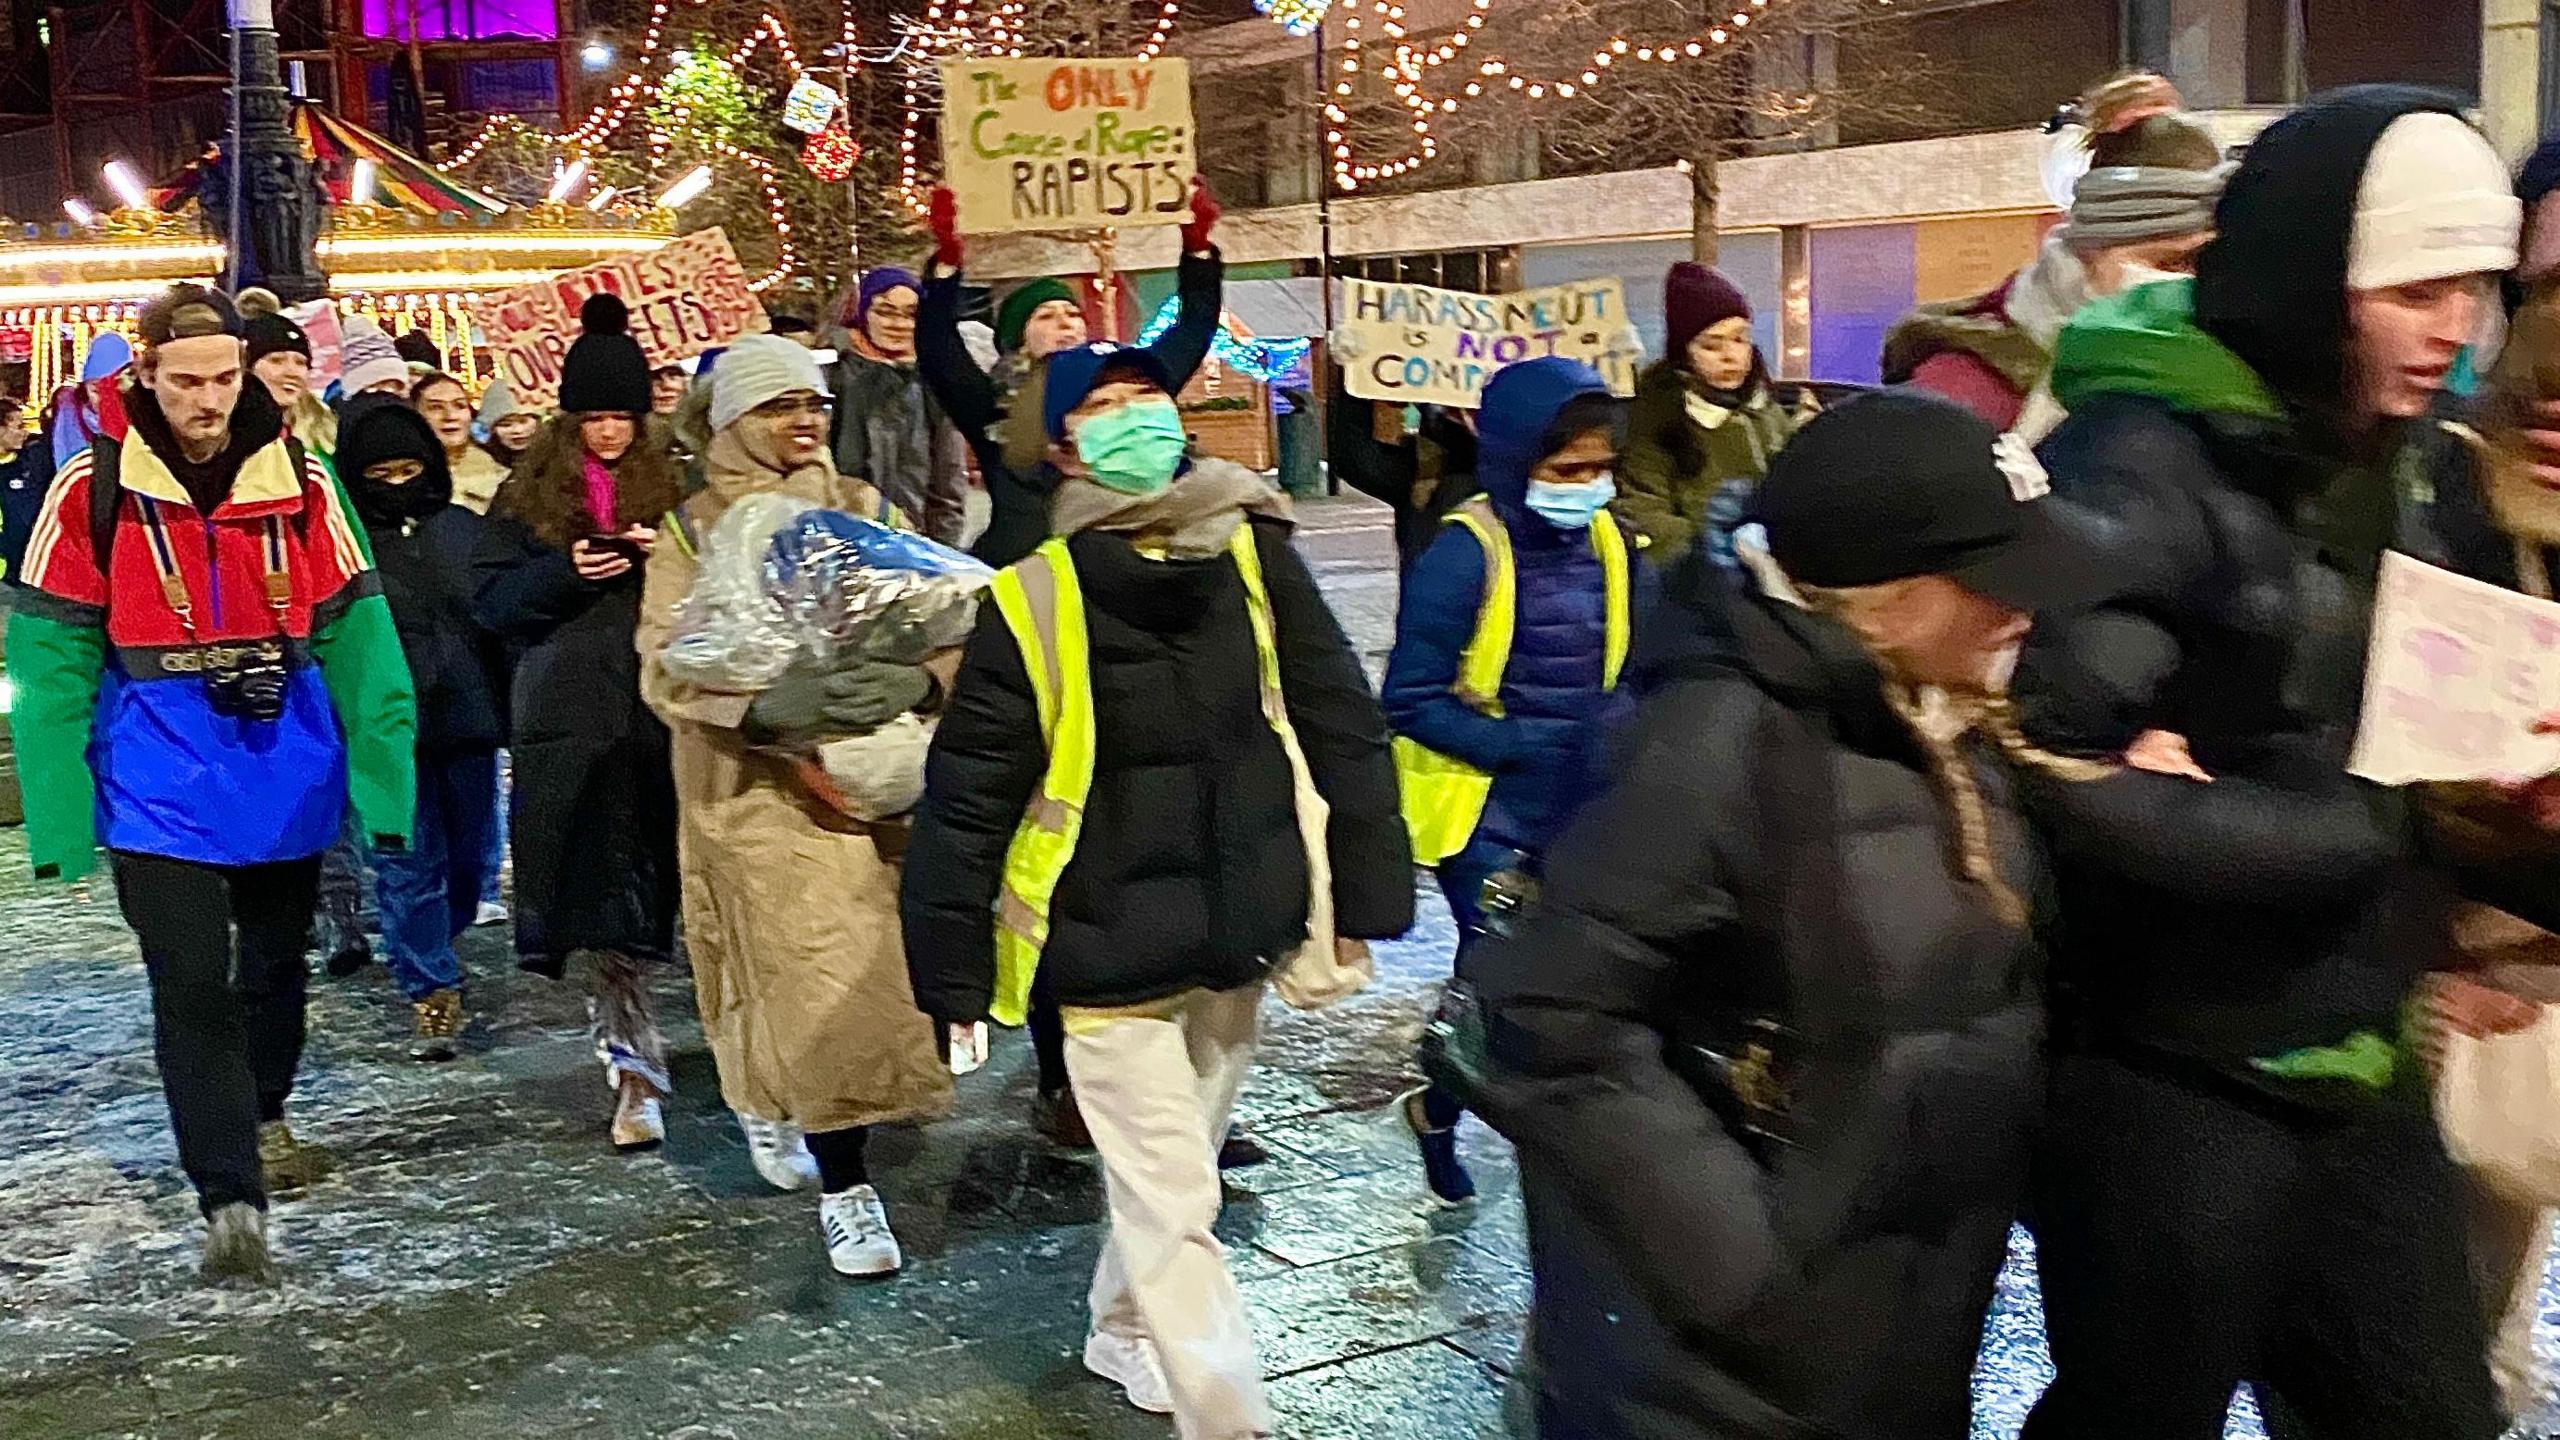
[902, 342, 1410, 1438]
[1381, 355, 1653, 1207]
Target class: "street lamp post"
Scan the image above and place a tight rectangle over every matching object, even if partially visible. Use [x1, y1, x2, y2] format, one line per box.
[224, 0, 328, 301]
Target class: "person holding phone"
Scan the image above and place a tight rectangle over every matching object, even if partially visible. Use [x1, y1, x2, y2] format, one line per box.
[471, 294, 683, 1153]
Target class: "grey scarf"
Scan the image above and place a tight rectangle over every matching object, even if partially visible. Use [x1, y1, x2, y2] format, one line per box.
[1049, 458, 1291, 559]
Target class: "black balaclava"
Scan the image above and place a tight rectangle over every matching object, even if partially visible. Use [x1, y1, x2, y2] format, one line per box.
[335, 392, 453, 526]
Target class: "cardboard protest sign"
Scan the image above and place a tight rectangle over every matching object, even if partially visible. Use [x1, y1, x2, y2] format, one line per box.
[1334, 277, 1639, 408]
[2349, 551, 2560, 785]
[470, 228, 766, 408]
[287, 300, 344, 389]
[939, 57, 1195, 235]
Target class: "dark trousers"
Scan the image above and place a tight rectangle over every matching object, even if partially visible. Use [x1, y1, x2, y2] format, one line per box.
[2022, 1051, 2504, 1440]
[371, 748, 497, 1001]
[111, 849, 323, 1215]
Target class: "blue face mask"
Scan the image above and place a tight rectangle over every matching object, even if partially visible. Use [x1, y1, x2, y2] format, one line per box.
[1073, 398, 1188, 495]
[1525, 474, 1616, 530]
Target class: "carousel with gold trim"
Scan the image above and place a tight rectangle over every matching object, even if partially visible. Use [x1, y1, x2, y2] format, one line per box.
[0, 100, 676, 395]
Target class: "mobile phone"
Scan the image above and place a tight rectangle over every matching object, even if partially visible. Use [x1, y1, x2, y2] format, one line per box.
[585, 532, 646, 565]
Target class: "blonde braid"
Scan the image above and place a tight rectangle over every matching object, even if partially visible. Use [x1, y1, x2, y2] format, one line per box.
[1796, 581, 2037, 930]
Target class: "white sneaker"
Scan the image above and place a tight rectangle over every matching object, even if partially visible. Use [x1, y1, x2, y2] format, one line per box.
[473, 899, 509, 927]
[738, 1112, 818, 1192]
[819, 1185, 903, 1277]
[1083, 1330, 1175, 1415]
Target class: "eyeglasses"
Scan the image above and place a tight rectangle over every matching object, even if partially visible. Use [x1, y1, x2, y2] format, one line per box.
[750, 396, 833, 419]
[868, 305, 919, 323]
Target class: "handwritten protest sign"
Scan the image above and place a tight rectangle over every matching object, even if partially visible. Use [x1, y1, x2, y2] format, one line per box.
[1335, 277, 1639, 408]
[470, 228, 766, 408]
[2350, 551, 2560, 785]
[287, 300, 344, 389]
[939, 57, 1195, 235]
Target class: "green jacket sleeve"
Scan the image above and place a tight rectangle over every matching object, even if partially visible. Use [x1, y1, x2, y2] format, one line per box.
[5, 607, 105, 880]
[310, 589, 416, 849]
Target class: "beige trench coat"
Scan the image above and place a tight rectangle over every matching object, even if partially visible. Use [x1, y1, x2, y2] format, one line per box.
[636, 453, 953, 1134]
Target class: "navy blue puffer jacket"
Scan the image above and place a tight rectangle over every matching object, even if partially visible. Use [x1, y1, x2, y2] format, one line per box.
[1382, 358, 1651, 861]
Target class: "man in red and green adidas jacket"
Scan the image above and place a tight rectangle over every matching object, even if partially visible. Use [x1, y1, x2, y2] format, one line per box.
[5, 284, 413, 1281]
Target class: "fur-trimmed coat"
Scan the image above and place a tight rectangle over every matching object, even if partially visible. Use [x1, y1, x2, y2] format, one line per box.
[470, 417, 683, 966]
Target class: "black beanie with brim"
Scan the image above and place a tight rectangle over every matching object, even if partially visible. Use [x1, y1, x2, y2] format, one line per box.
[557, 293, 653, 415]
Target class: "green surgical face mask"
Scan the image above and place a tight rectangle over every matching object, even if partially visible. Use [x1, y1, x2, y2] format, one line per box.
[1073, 397, 1188, 494]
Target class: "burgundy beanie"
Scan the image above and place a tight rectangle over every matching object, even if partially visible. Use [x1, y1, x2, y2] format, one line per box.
[1665, 262, 1751, 357]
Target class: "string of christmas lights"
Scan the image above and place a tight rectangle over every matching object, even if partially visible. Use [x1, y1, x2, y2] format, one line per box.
[1132, 294, 1310, 383]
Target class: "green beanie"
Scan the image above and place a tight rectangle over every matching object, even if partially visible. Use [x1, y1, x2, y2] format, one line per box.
[995, 278, 1079, 354]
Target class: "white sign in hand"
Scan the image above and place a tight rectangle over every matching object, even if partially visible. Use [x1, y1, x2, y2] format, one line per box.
[2350, 551, 2560, 785]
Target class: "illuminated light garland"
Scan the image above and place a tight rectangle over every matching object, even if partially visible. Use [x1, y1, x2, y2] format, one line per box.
[1132, 295, 1310, 384]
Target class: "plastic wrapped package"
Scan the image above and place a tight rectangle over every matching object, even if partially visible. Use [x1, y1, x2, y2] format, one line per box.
[660, 495, 994, 819]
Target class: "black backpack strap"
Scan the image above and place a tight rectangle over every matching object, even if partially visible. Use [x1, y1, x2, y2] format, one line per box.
[87, 437, 121, 575]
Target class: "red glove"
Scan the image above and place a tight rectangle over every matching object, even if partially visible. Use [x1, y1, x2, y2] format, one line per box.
[1179, 176, 1220, 253]
[928, 186, 964, 269]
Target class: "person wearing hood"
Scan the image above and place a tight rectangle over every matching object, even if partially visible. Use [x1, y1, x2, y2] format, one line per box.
[829, 267, 970, 546]
[902, 342, 1410, 1433]
[1381, 356, 1650, 1205]
[915, 180, 1228, 570]
[337, 394, 500, 1062]
[1883, 72, 2225, 437]
[1618, 264, 1797, 566]
[7, 283, 414, 1282]
[2009, 88, 2530, 1437]
[47, 331, 131, 470]
[634, 334, 956, 1277]
[472, 294, 684, 1153]
[1462, 390, 2085, 1438]
[411, 371, 509, 516]
[237, 290, 338, 461]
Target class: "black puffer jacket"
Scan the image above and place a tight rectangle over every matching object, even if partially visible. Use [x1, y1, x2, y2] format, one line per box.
[2014, 87, 2502, 1084]
[902, 510, 1411, 1020]
[337, 395, 503, 753]
[1464, 587, 2045, 1440]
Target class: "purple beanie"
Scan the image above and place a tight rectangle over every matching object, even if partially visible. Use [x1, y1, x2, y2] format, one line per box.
[850, 267, 922, 328]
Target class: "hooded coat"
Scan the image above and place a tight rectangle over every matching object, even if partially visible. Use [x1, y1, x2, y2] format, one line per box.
[900, 460, 1412, 1022]
[471, 416, 682, 966]
[635, 423, 954, 1133]
[336, 395, 502, 753]
[830, 335, 971, 546]
[1381, 358, 1652, 887]
[1616, 355, 1796, 565]
[2013, 86, 2537, 1090]
[1461, 576, 2048, 1440]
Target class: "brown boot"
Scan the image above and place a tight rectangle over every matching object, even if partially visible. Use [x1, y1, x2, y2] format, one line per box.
[411, 988, 465, 1062]
[258, 1121, 337, 1196]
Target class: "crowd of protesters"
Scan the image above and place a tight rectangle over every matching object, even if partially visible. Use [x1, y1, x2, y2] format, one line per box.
[14, 71, 2560, 1440]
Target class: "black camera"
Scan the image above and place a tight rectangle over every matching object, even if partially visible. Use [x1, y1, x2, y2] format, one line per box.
[199, 642, 289, 723]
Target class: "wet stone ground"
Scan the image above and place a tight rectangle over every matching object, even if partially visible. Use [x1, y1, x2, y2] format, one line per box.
[4, 494, 2557, 1439]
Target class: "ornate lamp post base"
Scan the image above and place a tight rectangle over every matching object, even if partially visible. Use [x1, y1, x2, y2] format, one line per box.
[222, 0, 327, 301]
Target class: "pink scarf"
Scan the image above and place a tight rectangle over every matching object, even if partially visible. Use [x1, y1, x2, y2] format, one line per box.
[581, 451, 620, 534]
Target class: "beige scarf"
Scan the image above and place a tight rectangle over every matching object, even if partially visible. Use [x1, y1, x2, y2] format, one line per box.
[1048, 458, 1292, 558]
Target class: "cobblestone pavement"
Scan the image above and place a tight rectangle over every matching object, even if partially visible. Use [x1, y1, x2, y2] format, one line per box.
[1, 494, 2552, 1439]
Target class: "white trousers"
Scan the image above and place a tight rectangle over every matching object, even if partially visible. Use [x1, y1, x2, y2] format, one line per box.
[1064, 983, 1271, 1440]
